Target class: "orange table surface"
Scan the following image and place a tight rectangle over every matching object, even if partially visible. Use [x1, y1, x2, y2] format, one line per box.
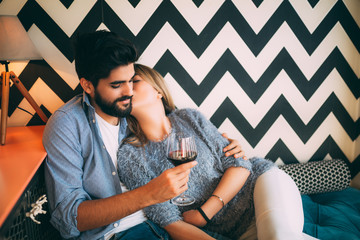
[0, 125, 46, 227]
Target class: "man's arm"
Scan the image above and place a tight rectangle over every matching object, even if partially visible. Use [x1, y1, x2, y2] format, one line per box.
[77, 161, 197, 231]
[43, 110, 195, 237]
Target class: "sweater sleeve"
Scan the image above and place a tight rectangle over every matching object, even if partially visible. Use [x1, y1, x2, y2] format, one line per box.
[175, 109, 252, 173]
[117, 145, 182, 227]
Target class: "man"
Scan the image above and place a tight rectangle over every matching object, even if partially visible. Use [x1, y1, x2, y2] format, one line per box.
[43, 30, 245, 239]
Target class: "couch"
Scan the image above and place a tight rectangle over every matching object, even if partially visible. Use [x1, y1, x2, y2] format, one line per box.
[4, 159, 358, 240]
[279, 159, 360, 240]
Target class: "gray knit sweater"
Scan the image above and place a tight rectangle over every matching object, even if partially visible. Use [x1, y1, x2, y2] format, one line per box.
[117, 108, 274, 238]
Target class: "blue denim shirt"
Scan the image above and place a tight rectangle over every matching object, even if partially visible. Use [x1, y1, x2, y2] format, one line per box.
[43, 93, 128, 239]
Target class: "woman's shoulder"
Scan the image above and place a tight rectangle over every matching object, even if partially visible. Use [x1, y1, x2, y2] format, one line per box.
[171, 108, 205, 120]
[118, 141, 140, 159]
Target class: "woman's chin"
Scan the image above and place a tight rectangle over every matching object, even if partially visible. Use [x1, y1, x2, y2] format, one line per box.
[129, 106, 138, 116]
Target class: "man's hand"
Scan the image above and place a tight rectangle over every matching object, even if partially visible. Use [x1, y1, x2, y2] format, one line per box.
[222, 133, 247, 159]
[144, 161, 197, 204]
[77, 161, 196, 232]
[182, 209, 207, 227]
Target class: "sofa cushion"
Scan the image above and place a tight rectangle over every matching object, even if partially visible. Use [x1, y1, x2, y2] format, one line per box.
[279, 159, 351, 194]
[302, 187, 360, 239]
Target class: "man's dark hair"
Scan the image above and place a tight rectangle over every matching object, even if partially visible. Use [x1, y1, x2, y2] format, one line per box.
[74, 30, 138, 87]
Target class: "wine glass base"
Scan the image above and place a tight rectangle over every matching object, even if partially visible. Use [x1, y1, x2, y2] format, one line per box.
[171, 195, 195, 206]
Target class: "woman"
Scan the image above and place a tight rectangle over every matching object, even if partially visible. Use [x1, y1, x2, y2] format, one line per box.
[117, 64, 305, 239]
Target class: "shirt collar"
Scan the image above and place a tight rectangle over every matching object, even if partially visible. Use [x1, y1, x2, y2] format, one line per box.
[82, 92, 93, 109]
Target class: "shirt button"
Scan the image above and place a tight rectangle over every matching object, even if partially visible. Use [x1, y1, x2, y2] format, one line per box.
[112, 171, 116, 176]
[114, 223, 118, 228]
[92, 119, 95, 123]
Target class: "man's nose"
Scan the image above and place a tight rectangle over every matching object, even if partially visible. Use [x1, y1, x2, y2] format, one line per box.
[123, 82, 133, 96]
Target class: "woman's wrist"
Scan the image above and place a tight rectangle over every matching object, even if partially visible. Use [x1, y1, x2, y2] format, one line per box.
[211, 194, 225, 207]
[197, 207, 211, 224]
[200, 195, 225, 221]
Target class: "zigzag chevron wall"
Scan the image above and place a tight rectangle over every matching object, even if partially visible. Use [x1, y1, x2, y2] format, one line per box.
[0, 0, 359, 177]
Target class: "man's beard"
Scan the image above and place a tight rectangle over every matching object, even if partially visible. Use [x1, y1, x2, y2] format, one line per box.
[94, 90, 132, 118]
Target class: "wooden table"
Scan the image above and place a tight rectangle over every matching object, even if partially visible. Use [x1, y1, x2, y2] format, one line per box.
[0, 125, 46, 227]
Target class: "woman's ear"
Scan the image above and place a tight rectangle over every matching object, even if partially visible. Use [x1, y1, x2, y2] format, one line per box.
[157, 92, 163, 99]
[80, 78, 94, 95]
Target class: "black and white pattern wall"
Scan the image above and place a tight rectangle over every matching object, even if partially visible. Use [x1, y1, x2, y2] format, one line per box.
[0, 0, 359, 177]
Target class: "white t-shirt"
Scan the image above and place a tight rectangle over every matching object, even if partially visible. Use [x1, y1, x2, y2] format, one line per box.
[95, 113, 147, 239]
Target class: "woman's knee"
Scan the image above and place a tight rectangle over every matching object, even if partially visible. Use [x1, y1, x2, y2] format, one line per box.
[253, 167, 304, 239]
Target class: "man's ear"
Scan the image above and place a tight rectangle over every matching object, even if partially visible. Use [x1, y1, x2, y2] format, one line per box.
[80, 78, 94, 95]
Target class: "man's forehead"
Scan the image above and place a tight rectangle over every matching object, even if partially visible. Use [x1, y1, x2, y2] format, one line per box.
[103, 64, 135, 82]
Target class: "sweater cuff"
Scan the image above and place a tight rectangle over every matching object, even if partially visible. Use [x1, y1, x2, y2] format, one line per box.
[223, 157, 252, 171]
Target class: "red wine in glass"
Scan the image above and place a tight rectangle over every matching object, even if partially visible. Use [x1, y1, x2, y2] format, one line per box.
[166, 133, 197, 206]
[167, 150, 197, 166]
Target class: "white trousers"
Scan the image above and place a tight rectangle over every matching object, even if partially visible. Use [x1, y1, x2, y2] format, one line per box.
[239, 167, 317, 240]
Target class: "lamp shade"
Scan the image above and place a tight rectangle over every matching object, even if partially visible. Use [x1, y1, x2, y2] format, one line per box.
[0, 15, 42, 61]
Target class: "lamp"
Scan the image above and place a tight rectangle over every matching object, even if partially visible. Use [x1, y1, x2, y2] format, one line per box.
[0, 15, 48, 145]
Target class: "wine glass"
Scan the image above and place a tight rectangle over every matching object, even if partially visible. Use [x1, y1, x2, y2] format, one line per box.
[166, 132, 197, 206]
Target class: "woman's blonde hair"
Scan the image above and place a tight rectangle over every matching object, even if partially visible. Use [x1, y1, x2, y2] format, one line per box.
[124, 64, 176, 146]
